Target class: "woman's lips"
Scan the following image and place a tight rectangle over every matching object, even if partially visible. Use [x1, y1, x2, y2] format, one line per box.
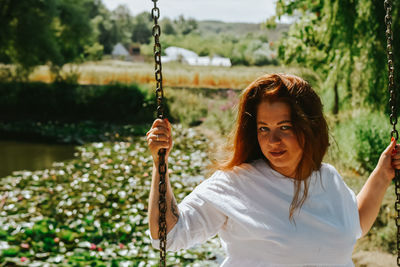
[270, 151, 286, 157]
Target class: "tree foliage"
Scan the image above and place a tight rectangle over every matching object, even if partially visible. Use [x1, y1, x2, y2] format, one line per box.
[140, 26, 278, 66]
[174, 15, 198, 35]
[131, 12, 152, 44]
[0, 0, 100, 80]
[160, 18, 177, 35]
[0, 0, 60, 77]
[0, 2, 283, 77]
[272, 0, 399, 111]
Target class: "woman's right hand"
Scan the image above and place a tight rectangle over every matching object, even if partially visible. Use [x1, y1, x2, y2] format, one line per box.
[146, 118, 173, 163]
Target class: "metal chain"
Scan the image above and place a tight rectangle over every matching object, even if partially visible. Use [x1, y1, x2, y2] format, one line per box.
[384, 0, 400, 265]
[385, 0, 398, 139]
[151, 1, 167, 266]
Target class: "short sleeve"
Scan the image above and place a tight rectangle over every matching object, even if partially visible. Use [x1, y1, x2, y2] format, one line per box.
[324, 164, 363, 240]
[344, 183, 363, 240]
[149, 172, 228, 252]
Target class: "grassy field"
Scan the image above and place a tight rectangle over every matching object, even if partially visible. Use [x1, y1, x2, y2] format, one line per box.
[28, 60, 320, 91]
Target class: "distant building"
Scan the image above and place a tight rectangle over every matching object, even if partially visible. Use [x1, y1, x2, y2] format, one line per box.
[130, 44, 145, 62]
[111, 43, 130, 60]
[161, 46, 231, 67]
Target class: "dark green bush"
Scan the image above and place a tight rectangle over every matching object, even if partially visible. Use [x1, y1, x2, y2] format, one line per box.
[354, 113, 391, 173]
[0, 82, 156, 123]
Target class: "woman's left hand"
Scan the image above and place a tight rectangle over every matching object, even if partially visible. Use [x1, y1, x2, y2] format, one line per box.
[375, 138, 400, 183]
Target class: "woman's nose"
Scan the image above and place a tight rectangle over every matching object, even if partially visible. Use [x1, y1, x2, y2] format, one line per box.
[268, 131, 281, 144]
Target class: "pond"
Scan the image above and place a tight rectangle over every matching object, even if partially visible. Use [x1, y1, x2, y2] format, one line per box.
[0, 140, 76, 178]
[0, 125, 225, 266]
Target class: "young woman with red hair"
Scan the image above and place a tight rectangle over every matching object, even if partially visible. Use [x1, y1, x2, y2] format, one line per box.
[146, 73, 400, 266]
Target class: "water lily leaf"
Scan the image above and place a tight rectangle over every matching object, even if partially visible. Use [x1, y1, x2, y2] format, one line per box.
[0, 125, 226, 265]
[58, 229, 76, 243]
[35, 252, 50, 259]
[2, 246, 20, 257]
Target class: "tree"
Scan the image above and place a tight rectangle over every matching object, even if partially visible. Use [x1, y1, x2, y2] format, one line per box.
[271, 0, 400, 112]
[132, 12, 152, 44]
[0, 0, 60, 78]
[0, 0, 98, 80]
[161, 17, 176, 35]
[112, 5, 135, 47]
[174, 15, 198, 35]
[90, 3, 115, 55]
[55, 0, 93, 64]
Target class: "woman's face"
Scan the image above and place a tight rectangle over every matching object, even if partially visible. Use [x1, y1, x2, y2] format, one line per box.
[256, 100, 303, 178]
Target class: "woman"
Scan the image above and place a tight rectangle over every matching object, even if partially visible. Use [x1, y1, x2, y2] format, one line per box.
[146, 73, 400, 266]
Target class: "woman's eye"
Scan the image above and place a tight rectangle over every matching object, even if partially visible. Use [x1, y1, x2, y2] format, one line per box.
[281, 125, 292, 130]
[259, 127, 269, 132]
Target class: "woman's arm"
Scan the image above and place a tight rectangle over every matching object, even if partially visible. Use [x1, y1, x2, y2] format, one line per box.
[148, 161, 180, 239]
[357, 138, 400, 237]
[146, 119, 179, 239]
[356, 168, 392, 237]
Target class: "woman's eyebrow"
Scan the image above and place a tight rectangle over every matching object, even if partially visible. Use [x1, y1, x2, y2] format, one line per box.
[257, 120, 292, 125]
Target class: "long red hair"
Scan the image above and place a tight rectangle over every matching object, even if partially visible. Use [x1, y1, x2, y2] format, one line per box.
[212, 73, 329, 219]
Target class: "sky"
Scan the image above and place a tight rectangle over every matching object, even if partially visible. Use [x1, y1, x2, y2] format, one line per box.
[102, 0, 278, 24]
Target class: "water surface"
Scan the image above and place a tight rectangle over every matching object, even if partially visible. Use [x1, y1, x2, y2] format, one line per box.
[0, 140, 76, 178]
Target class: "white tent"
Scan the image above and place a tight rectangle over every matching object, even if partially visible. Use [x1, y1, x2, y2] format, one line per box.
[161, 46, 198, 63]
[211, 56, 232, 67]
[161, 46, 231, 67]
[186, 56, 231, 67]
[186, 57, 210, 66]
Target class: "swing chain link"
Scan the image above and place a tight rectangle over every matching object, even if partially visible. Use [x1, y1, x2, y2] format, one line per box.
[384, 0, 400, 265]
[151, 0, 164, 119]
[385, 0, 398, 139]
[151, 0, 167, 266]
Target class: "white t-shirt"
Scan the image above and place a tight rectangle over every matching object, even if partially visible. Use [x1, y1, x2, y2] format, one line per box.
[150, 159, 362, 267]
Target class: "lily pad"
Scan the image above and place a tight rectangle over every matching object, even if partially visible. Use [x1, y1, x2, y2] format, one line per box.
[0, 125, 225, 265]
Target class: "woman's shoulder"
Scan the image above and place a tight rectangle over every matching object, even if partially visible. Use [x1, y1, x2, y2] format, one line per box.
[319, 162, 340, 176]
[215, 160, 266, 180]
[191, 167, 248, 200]
[197, 169, 234, 193]
[204, 160, 263, 187]
[317, 163, 350, 190]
